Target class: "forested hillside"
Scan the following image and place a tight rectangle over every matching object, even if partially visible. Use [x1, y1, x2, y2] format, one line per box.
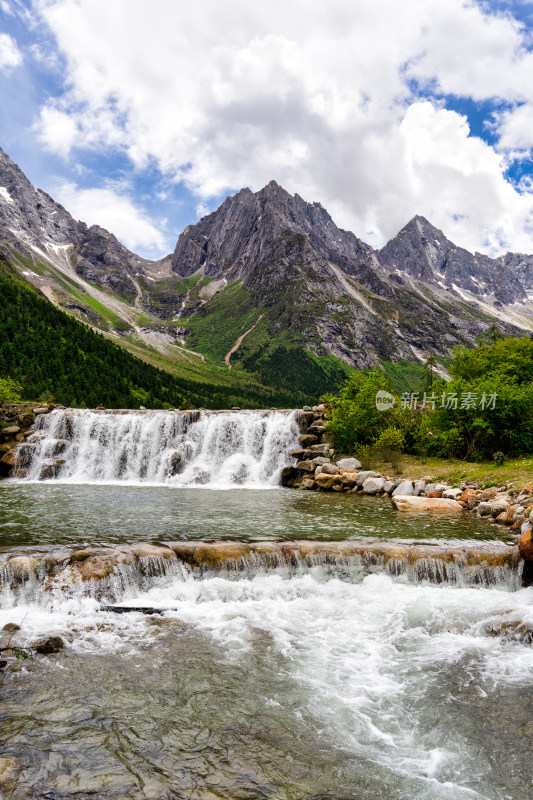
[0, 259, 313, 409]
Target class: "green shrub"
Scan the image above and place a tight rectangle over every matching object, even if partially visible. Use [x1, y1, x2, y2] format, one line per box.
[0, 377, 23, 404]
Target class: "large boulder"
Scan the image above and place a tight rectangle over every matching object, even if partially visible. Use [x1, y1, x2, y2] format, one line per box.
[392, 496, 463, 512]
[336, 457, 362, 471]
[295, 460, 316, 473]
[518, 528, 533, 561]
[392, 480, 414, 497]
[309, 443, 330, 455]
[413, 480, 426, 496]
[355, 470, 377, 487]
[1, 425, 20, 437]
[491, 499, 510, 517]
[321, 463, 340, 475]
[339, 470, 358, 487]
[315, 473, 338, 490]
[362, 477, 385, 494]
[0, 450, 15, 467]
[299, 434, 317, 448]
[382, 480, 395, 494]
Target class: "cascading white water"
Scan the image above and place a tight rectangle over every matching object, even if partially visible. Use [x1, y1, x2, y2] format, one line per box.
[15, 408, 300, 487]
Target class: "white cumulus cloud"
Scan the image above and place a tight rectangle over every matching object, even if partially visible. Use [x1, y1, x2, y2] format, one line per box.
[54, 181, 167, 254]
[33, 0, 533, 255]
[0, 32, 22, 71]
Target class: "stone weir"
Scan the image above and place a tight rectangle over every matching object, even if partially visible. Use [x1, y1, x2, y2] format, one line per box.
[0, 541, 524, 604]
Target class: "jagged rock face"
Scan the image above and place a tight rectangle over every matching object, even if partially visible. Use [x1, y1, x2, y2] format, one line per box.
[378, 215, 530, 306]
[170, 183, 530, 368]
[171, 181, 373, 280]
[0, 147, 145, 293]
[2, 141, 533, 376]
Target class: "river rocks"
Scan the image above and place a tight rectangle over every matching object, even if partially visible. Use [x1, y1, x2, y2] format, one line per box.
[362, 476, 385, 494]
[321, 463, 340, 475]
[443, 488, 462, 499]
[480, 486, 499, 500]
[2, 623, 20, 633]
[510, 516, 525, 533]
[490, 498, 510, 517]
[301, 478, 316, 490]
[424, 483, 450, 494]
[497, 505, 521, 525]
[336, 457, 362, 471]
[477, 502, 493, 516]
[0, 757, 21, 782]
[0, 449, 15, 467]
[31, 635, 64, 654]
[18, 412, 34, 427]
[315, 473, 339, 490]
[32, 406, 50, 414]
[354, 470, 377, 487]
[299, 434, 317, 448]
[309, 442, 330, 455]
[295, 460, 316, 472]
[392, 496, 463, 512]
[460, 489, 480, 508]
[518, 527, 533, 561]
[392, 480, 414, 497]
[413, 480, 426, 496]
[1, 425, 20, 436]
[338, 470, 358, 487]
[426, 491, 443, 498]
[280, 466, 297, 487]
[39, 459, 66, 480]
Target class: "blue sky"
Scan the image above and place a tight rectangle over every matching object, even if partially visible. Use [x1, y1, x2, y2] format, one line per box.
[1, 0, 533, 259]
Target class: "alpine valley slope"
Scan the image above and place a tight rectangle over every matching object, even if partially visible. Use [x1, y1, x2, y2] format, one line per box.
[2, 144, 533, 400]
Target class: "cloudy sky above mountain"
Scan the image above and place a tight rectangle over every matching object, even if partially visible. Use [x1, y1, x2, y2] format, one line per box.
[1, 0, 533, 258]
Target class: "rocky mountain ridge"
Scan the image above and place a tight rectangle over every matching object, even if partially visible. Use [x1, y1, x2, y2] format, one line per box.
[1, 144, 533, 397]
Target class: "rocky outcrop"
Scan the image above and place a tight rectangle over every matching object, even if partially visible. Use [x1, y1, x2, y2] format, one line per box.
[0, 402, 54, 477]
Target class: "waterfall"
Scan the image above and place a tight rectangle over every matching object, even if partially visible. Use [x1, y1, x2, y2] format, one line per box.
[0, 541, 523, 612]
[13, 409, 300, 487]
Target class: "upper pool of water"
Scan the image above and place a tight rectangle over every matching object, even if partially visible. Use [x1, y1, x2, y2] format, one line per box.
[0, 482, 512, 549]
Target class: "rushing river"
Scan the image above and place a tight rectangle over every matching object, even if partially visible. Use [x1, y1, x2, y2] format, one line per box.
[0, 409, 532, 799]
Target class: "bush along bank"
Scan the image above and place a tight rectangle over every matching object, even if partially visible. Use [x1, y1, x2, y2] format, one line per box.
[287, 404, 533, 586]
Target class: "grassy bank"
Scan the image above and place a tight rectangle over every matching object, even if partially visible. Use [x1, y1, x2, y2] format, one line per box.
[357, 452, 533, 490]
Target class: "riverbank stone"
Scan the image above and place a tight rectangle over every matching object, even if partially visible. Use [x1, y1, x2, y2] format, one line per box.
[362, 477, 385, 494]
[518, 528, 533, 561]
[392, 480, 414, 497]
[315, 473, 339, 490]
[392, 496, 463, 512]
[336, 457, 362, 471]
[443, 488, 462, 499]
[321, 463, 340, 475]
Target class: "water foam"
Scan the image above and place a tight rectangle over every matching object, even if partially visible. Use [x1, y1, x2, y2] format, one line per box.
[15, 408, 299, 487]
[2, 570, 532, 798]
